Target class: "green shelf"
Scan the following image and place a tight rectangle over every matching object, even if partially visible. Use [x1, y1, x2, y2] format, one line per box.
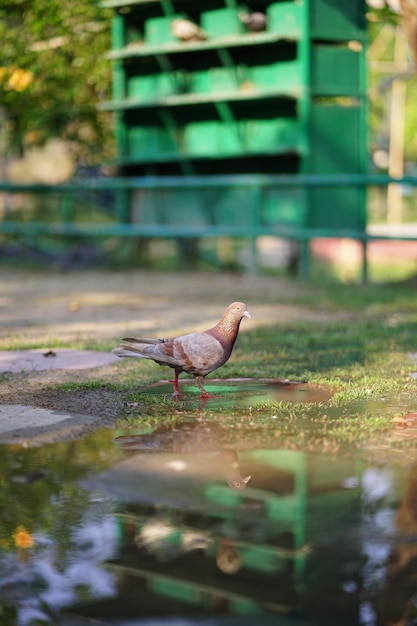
[311, 45, 362, 96]
[99, 89, 300, 112]
[104, 0, 368, 249]
[101, 0, 185, 7]
[106, 31, 299, 61]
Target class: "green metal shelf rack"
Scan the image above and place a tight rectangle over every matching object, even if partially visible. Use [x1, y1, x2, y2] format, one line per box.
[99, 0, 368, 268]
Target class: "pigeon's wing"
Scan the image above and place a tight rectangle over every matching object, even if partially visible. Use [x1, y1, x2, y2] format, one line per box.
[172, 331, 225, 375]
[114, 331, 223, 374]
[113, 330, 224, 376]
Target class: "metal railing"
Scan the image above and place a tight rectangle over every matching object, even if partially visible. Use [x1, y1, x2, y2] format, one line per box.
[1, 173, 416, 280]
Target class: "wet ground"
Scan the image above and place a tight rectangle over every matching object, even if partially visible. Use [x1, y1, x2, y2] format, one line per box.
[1, 378, 417, 626]
[0, 270, 417, 625]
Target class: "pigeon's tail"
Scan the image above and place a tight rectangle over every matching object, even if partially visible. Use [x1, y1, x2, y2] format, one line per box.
[112, 346, 145, 358]
[122, 337, 166, 344]
[112, 337, 167, 359]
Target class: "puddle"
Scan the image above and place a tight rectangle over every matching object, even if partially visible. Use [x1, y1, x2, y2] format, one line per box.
[143, 378, 332, 407]
[1, 415, 417, 626]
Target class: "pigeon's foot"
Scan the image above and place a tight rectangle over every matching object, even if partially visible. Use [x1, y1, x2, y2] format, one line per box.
[196, 376, 218, 399]
[199, 392, 219, 399]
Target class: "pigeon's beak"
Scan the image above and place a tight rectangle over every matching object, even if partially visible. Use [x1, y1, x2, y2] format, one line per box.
[244, 310, 251, 320]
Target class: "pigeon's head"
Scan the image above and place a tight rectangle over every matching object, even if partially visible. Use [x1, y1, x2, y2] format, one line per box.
[227, 302, 251, 322]
[227, 475, 252, 490]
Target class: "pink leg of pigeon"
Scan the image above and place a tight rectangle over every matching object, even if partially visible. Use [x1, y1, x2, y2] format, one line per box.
[169, 369, 182, 396]
[195, 375, 218, 399]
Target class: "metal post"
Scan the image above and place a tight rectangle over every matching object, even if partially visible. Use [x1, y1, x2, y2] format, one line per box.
[361, 238, 368, 284]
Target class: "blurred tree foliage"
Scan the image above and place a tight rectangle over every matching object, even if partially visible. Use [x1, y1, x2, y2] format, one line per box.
[1, 1, 417, 169]
[0, 0, 113, 166]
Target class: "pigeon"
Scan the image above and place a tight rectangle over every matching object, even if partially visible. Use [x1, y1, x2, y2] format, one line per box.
[112, 302, 251, 397]
[238, 11, 267, 33]
[171, 18, 207, 42]
[219, 450, 251, 490]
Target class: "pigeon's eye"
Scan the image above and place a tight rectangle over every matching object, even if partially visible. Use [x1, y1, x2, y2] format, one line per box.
[236, 305, 241, 311]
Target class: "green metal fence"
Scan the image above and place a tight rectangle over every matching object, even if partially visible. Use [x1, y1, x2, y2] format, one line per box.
[0, 173, 416, 280]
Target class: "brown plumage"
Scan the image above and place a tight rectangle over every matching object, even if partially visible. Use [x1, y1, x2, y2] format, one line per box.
[112, 302, 251, 397]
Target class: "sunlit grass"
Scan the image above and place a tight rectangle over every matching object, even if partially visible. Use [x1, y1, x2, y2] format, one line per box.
[3, 276, 417, 451]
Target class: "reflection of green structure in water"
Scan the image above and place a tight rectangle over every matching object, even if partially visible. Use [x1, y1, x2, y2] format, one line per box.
[100, 0, 368, 271]
[99, 449, 362, 618]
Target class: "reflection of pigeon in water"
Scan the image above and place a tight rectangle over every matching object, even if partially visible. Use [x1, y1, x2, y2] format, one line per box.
[238, 11, 267, 32]
[171, 18, 207, 41]
[217, 540, 242, 574]
[215, 450, 251, 490]
[227, 473, 251, 490]
[112, 302, 251, 397]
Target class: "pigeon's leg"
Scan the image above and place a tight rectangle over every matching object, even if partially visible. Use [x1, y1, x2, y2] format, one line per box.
[169, 369, 182, 396]
[195, 375, 217, 399]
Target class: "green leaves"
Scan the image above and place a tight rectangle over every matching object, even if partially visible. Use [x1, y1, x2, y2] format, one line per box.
[0, 0, 113, 162]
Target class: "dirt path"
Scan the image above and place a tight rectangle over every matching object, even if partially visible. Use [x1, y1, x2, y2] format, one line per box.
[0, 268, 332, 346]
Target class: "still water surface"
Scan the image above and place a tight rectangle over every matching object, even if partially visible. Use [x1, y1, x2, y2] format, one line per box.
[0, 381, 416, 626]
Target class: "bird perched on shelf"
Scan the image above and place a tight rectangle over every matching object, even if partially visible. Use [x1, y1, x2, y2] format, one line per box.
[112, 302, 251, 397]
[238, 11, 267, 33]
[171, 18, 207, 41]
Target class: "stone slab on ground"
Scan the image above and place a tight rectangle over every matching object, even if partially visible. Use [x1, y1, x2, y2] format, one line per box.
[0, 404, 98, 445]
[0, 349, 118, 373]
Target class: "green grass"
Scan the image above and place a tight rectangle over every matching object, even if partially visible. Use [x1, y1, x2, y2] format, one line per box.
[10, 278, 417, 452]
